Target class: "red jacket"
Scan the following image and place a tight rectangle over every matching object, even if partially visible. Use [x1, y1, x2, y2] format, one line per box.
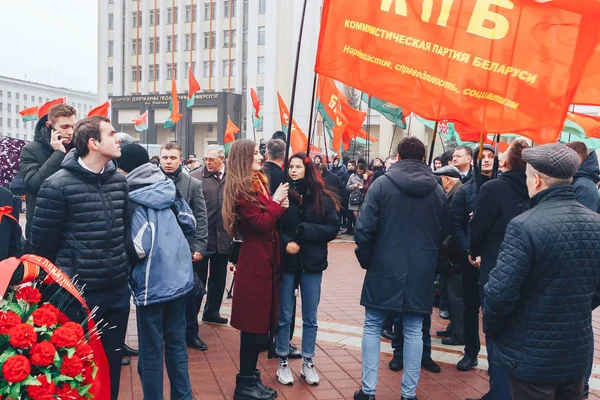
[230, 191, 286, 334]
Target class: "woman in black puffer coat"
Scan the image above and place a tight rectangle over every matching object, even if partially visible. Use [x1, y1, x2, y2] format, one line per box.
[274, 153, 340, 387]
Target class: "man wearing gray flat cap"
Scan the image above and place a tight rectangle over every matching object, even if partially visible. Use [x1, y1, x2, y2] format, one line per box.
[483, 143, 600, 400]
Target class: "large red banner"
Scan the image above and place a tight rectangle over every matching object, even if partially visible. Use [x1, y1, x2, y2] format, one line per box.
[315, 0, 600, 144]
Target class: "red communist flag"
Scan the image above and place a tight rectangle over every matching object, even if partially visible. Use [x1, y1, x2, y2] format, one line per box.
[315, 0, 600, 144]
[573, 42, 600, 106]
[38, 97, 66, 118]
[277, 92, 309, 155]
[87, 101, 110, 117]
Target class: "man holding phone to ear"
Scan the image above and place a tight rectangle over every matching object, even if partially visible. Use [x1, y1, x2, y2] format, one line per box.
[20, 104, 77, 250]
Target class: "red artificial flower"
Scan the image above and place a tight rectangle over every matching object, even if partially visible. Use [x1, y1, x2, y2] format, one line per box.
[57, 311, 70, 325]
[8, 323, 37, 348]
[2, 355, 31, 383]
[26, 375, 56, 400]
[59, 354, 83, 378]
[75, 342, 93, 359]
[15, 286, 42, 304]
[62, 322, 84, 340]
[38, 303, 59, 317]
[56, 384, 81, 399]
[30, 341, 57, 367]
[31, 307, 58, 327]
[51, 326, 79, 348]
[0, 311, 21, 334]
[81, 360, 95, 385]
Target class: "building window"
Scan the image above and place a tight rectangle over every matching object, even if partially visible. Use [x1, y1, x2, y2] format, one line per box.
[185, 33, 196, 51]
[167, 64, 178, 80]
[259, 0, 266, 14]
[185, 5, 197, 22]
[204, 2, 215, 20]
[167, 35, 178, 52]
[15, 119, 19, 129]
[148, 64, 159, 81]
[7, 104, 11, 113]
[0, 117, 2, 126]
[257, 86, 264, 104]
[132, 11, 142, 28]
[204, 32, 216, 49]
[223, 30, 236, 48]
[167, 7, 178, 24]
[106, 67, 113, 81]
[257, 56, 265, 74]
[24, 94, 27, 101]
[131, 66, 141, 82]
[0, 90, 2, 97]
[15, 93, 19, 100]
[222, 59, 236, 77]
[7, 119, 10, 128]
[108, 40, 114, 56]
[148, 37, 160, 53]
[7, 92, 10, 99]
[149, 9, 160, 25]
[185, 62, 196, 78]
[258, 27, 265, 45]
[203, 61, 216, 78]
[132, 39, 141, 55]
[224, 0, 237, 18]
[38, 97, 42, 103]
[108, 13, 114, 30]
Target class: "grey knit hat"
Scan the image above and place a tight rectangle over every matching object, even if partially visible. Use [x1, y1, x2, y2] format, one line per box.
[521, 143, 581, 179]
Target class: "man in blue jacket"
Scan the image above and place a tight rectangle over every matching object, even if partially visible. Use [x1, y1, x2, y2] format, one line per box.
[566, 142, 600, 213]
[484, 144, 600, 399]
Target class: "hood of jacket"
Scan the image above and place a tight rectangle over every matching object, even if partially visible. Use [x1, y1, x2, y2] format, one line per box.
[34, 115, 52, 148]
[574, 151, 600, 185]
[499, 168, 528, 199]
[61, 149, 118, 183]
[128, 164, 175, 210]
[386, 159, 439, 198]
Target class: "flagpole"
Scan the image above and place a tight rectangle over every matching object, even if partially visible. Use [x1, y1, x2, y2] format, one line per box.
[569, 104, 576, 142]
[388, 125, 397, 158]
[367, 95, 371, 165]
[428, 121, 439, 165]
[322, 116, 330, 166]
[252, 115, 257, 142]
[305, 74, 318, 158]
[283, 0, 309, 177]
[406, 113, 413, 137]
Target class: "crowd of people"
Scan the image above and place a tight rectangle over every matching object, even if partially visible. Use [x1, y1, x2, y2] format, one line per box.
[1, 103, 600, 400]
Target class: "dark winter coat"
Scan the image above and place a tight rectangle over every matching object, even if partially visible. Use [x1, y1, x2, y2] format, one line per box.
[230, 190, 287, 334]
[30, 150, 130, 291]
[321, 171, 344, 203]
[484, 185, 600, 384]
[355, 160, 448, 314]
[263, 161, 285, 196]
[331, 160, 348, 183]
[572, 151, 600, 213]
[450, 177, 489, 253]
[280, 182, 339, 275]
[191, 166, 232, 255]
[0, 188, 22, 260]
[20, 116, 68, 243]
[469, 169, 529, 285]
[438, 182, 463, 275]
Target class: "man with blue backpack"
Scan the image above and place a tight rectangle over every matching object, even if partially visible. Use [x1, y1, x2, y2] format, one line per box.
[120, 144, 196, 400]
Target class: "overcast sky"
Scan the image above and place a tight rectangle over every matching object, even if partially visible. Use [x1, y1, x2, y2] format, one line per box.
[0, 1, 97, 93]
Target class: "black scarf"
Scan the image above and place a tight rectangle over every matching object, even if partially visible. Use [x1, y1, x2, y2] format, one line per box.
[161, 164, 183, 181]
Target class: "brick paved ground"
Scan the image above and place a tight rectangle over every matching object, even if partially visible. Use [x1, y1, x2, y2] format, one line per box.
[114, 241, 600, 399]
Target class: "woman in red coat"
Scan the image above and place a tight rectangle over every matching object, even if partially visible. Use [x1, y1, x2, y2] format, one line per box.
[222, 139, 289, 400]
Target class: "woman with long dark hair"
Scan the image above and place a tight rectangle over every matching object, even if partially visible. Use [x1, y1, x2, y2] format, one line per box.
[222, 139, 289, 400]
[275, 154, 340, 386]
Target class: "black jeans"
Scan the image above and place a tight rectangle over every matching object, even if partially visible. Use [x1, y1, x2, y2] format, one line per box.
[198, 253, 229, 318]
[446, 272, 464, 341]
[83, 284, 130, 400]
[137, 296, 192, 400]
[509, 375, 583, 400]
[392, 313, 432, 358]
[462, 263, 481, 357]
[240, 331, 269, 376]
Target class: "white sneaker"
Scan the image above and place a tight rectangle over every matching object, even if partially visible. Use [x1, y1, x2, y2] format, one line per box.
[301, 358, 320, 385]
[277, 358, 294, 385]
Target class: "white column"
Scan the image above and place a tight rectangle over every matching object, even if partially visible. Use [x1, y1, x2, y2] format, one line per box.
[159, 0, 167, 93]
[177, 0, 185, 91]
[124, 0, 132, 95]
[195, 0, 203, 85]
[98, 0, 109, 100]
[263, 0, 278, 136]
[235, 0, 243, 93]
[215, 0, 223, 91]
[141, 0, 148, 94]
[114, 0, 125, 96]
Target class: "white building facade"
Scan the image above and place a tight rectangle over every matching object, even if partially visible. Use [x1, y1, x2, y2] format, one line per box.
[0, 76, 97, 142]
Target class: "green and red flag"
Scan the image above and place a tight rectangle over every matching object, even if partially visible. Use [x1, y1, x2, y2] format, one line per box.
[187, 66, 201, 108]
[87, 101, 110, 117]
[164, 79, 183, 128]
[277, 92, 320, 154]
[19, 106, 39, 122]
[361, 93, 408, 129]
[224, 117, 239, 156]
[250, 88, 262, 129]
[132, 111, 148, 132]
[564, 112, 600, 139]
[38, 97, 66, 118]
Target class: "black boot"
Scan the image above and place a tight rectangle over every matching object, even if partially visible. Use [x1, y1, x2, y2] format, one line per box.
[253, 370, 278, 398]
[354, 388, 376, 399]
[234, 374, 275, 400]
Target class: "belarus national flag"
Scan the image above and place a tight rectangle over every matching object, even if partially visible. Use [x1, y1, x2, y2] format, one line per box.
[133, 111, 148, 132]
[38, 97, 66, 118]
[224, 116, 239, 156]
[19, 106, 39, 122]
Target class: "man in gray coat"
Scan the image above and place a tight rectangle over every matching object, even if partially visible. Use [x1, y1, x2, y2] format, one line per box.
[160, 142, 209, 351]
[191, 145, 232, 326]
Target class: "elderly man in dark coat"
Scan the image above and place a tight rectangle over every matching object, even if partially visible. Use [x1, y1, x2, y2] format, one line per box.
[353, 137, 448, 400]
[484, 144, 600, 400]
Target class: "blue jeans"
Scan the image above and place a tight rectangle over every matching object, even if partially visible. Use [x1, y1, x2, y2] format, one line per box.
[137, 295, 192, 400]
[362, 308, 423, 398]
[276, 272, 323, 358]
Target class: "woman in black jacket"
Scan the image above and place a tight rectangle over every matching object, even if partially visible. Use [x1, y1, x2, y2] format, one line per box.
[275, 154, 340, 387]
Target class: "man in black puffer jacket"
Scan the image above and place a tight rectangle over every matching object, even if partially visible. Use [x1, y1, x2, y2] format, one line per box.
[450, 144, 497, 371]
[484, 144, 600, 399]
[30, 116, 130, 400]
[566, 142, 600, 213]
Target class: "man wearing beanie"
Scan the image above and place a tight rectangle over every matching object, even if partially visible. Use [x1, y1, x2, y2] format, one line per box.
[484, 144, 600, 399]
[121, 144, 194, 400]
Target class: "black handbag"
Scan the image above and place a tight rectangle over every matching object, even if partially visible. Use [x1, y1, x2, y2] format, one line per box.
[228, 239, 243, 265]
